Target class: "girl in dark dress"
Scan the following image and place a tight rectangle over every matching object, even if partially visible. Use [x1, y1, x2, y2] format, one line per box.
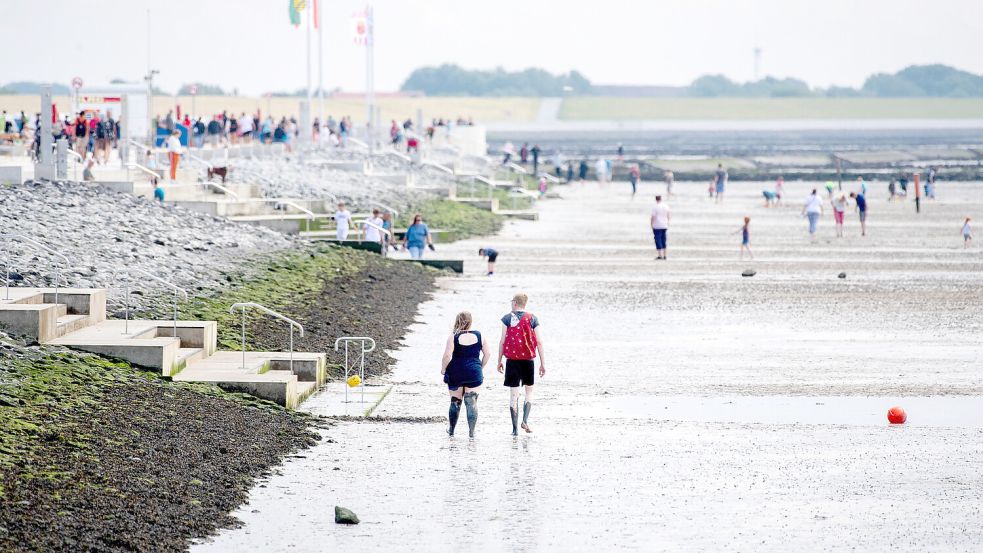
[441, 312, 492, 437]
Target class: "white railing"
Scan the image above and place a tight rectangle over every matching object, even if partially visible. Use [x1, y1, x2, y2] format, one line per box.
[258, 199, 316, 232]
[421, 160, 454, 175]
[538, 172, 560, 184]
[507, 162, 528, 174]
[1, 234, 72, 305]
[112, 268, 189, 337]
[230, 302, 304, 373]
[202, 180, 240, 200]
[334, 336, 376, 403]
[382, 149, 412, 163]
[127, 139, 152, 154]
[125, 162, 163, 180]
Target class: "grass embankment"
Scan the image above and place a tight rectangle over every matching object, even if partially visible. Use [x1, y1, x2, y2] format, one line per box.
[559, 97, 983, 120]
[176, 243, 437, 378]
[397, 197, 505, 236]
[0, 345, 317, 552]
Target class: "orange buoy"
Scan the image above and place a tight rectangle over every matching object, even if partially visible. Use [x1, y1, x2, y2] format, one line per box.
[887, 406, 907, 424]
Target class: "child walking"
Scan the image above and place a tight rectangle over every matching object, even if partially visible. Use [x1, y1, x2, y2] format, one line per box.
[733, 217, 753, 260]
[963, 217, 973, 248]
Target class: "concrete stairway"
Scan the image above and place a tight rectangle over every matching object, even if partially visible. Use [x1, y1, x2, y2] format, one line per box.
[0, 287, 325, 409]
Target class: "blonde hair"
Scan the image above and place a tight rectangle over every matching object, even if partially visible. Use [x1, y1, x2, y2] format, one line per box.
[512, 293, 528, 308]
[453, 311, 472, 334]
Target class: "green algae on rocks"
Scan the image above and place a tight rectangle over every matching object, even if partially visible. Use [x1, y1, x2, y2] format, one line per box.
[0, 343, 319, 552]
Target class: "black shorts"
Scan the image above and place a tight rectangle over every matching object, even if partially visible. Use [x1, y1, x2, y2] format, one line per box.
[504, 359, 535, 387]
[487, 252, 498, 263]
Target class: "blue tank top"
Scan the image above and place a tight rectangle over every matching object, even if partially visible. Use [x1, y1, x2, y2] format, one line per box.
[444, 331, 483, 387]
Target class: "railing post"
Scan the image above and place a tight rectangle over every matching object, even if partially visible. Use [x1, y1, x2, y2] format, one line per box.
[123, 279, 130, 335]
[241, 305, 247, 370]
[289, 325, 294, 375]
[172, 286, 178, 338]
[3, 252, 9, 301]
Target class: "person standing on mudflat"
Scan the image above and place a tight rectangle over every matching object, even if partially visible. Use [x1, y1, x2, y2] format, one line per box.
[714, 163, 728, 203]
[651, 195, 670, 260]
[441, 311, 491, 438]
[497, 293, 546, 435]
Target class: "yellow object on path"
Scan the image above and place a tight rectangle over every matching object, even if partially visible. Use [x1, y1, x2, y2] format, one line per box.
[347, 375, 361, 388]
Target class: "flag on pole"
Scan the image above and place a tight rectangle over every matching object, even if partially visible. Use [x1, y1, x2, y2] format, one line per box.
[352, 8, 369, 45]
[288, 0, 305, 27]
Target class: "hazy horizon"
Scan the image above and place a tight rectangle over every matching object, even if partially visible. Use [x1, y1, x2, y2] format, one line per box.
[5, 0, 983, 95]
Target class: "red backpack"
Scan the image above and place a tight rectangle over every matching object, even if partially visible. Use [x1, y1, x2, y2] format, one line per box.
[503, 312, 538, 360]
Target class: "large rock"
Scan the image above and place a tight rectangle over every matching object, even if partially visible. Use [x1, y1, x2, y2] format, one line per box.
[334, 506, 360, 524]
[741, 269, 756, 277]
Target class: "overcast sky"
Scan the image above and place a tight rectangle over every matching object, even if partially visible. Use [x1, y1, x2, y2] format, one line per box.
[6, 0, 983, 95]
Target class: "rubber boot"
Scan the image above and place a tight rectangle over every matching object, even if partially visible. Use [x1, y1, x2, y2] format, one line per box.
[463, 391, 478, 438]
[522, 401, 532, 432]
[448, 397, 461, 436]
[510, 405, 519, 436]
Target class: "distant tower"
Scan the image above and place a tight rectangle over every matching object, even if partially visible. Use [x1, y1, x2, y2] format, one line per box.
[753, 46, 762, 81]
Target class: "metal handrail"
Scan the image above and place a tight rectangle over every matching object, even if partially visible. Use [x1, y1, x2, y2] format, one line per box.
[422, 160, 454, 175]
[112, 268, 188, 337]
[202, 180, 240, 200]
[347, 137, 368, 148]
[260, 198, 316, 231]
[125, 162, 163, 179]
[369, 201, 399, 218]
[127, 139, 151, 154]
[230, 302, 304, 373]
[358, 220, 393, 256]
[538, 172, 560, 184]
[1, 234, 71, 304]
[334, 336, 376, 403]
[65, 149, 83, 161]
[383, 149, 412, 163]
[507, 162, 528, 174]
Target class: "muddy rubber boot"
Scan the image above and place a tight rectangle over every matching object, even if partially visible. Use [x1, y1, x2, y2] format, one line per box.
[521, 401, 533, 433]
[510, 405, 519, 436]
[448, 397, 461, 436]
[463, 391, 478, 438]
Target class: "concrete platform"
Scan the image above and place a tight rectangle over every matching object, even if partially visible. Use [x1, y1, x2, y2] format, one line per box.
[175, 350, 326, 408]
[401, 259, 464, 273]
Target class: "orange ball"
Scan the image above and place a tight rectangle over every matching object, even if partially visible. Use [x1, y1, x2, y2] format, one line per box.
[887, 406, 907, 424]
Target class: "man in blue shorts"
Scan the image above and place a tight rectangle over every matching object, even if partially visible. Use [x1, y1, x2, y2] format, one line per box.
[478, 247, 498, 276]
[849, 191, 867, 236]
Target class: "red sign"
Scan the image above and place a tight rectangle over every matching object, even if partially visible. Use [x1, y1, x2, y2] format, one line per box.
[71, 77, 83, 89]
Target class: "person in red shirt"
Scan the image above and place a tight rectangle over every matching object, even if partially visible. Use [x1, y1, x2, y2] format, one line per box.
[496, 293, 546, 435]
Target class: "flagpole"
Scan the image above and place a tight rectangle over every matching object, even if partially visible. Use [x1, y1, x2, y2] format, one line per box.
[306, 0, 313, 146]
[317, 0, 324, 130]
[366, 4, 374, 158]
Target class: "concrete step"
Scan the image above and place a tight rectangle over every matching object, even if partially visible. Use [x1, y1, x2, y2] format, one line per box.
[56, 314, 90, 336]
[176, 350, 327, 409]
[175, 347, 205, 368]
[50, 318, 218, 377]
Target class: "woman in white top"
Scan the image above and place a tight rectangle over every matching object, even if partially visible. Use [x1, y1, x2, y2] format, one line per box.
[165, 130, 182, 181]
[334, 201, 352, 241]
[802, 189, 824, 239]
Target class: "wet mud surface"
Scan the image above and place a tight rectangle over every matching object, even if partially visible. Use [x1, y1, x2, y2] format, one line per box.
[198, 179, 983, 552]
